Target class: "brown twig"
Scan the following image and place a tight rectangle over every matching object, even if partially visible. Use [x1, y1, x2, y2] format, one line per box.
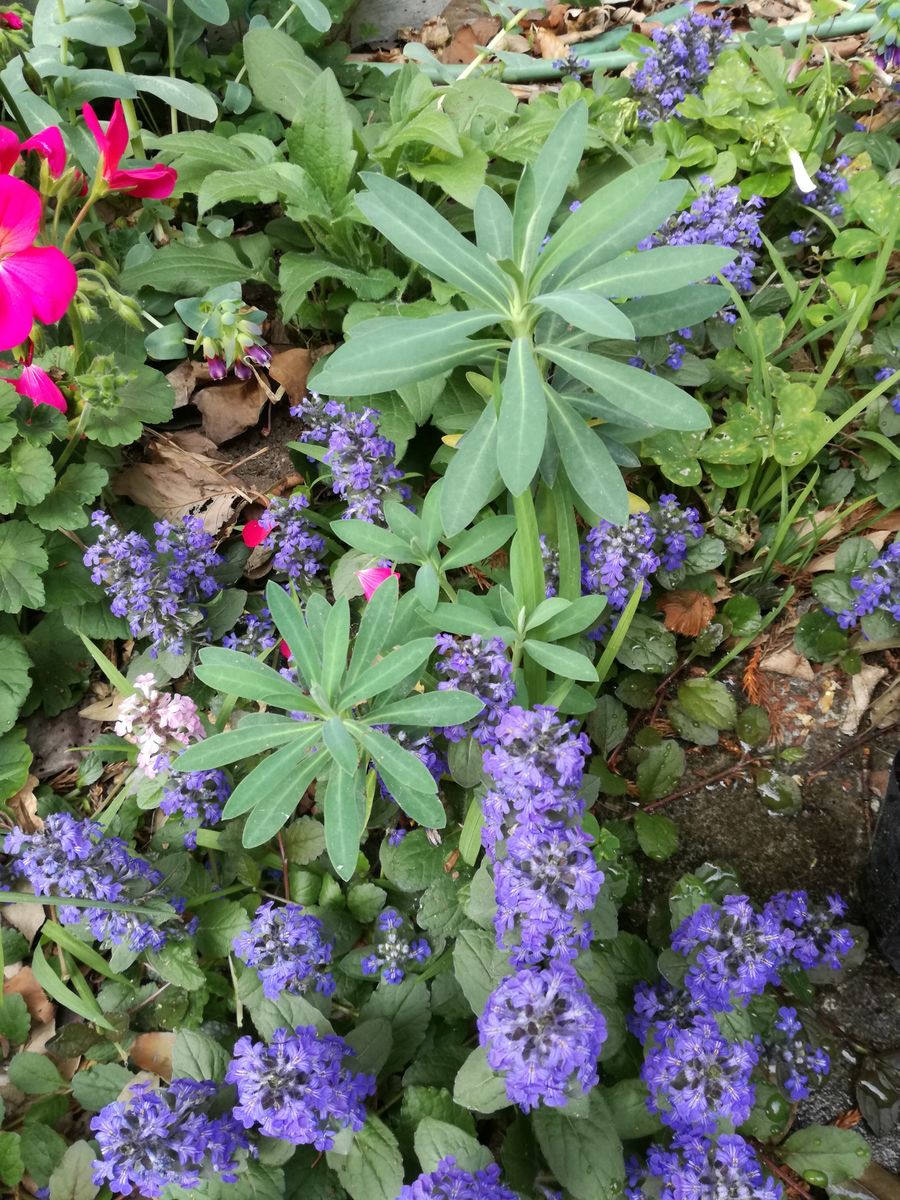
[607, 662, 689, 771]
[802, 719, 899, 780]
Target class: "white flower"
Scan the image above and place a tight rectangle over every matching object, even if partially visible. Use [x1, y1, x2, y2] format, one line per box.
[788, 148, 816, 193]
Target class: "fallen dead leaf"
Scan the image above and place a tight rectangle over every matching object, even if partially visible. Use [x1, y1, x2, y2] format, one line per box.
[192, 377, 267, 446]
[808, 531, 892, 573]
[5, 967, 53, 1024]
[112, 436, 249, 535]
[840, 664, 888, 735]
[2, 902, 45, 942]
[130, 1032, 176, 1080]
[268, 347, 312, 403]
[760, 647, 815, 681]
[7, 775, 42, 834]
[79, 695, 125, 723]
[534, 24, 570, 59]
[441, 18, 499, 62]
[420, 15, 451, 48]
[657, 590, 715, 637]
[846, 1162, 900, 1200]
[166, 360, 207, 409]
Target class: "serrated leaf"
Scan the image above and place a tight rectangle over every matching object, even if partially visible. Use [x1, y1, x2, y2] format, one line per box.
[172, 1030, 231, 1082]
[633, 811, 679, 861]
[635, 741, 685, 802]
[327, 1116, 403, 1200]
[414, 1118, 493, 1174]
[0, 522, 47, 614]
[48, 1141, 100, 1200]
[25, 463, 108, 530]
[0, 442, 55, 512]
[70, 1063, 135, 1111]
[532, 1091, 625, 1200]
[676, 677, 738, 730]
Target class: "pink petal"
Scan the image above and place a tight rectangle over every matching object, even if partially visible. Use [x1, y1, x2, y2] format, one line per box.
[0, 127, 20, 174]
[0, 175, 39, 255]
[108, 164, 177, 199]
[242, 518, 270, 548]
[15, 363, 66, 411]
[280, 639, 290, 660]
[356, 566, 399, 601]
[2, 246, 77, 324]
[104, 101, 130, 174]
[81, 102, 106, 158]
[21, 127, 66, 178]
[1, 13, 24, 28]
[0, 265, 37, 349]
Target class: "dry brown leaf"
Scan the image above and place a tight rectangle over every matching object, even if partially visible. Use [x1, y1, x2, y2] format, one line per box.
[441, 18, 500, 61]
[759, 647, 815, 681]
[2, 902, 45, 942]
[840, 664, 888, 735]
[130, 1032, 176, 1080]
[7, 775, 42, 834]
[5, 967, 53, 1024]
[192, 377, 267, 446]
[165, 360, 207, 409]
[420, 15, 451, 48]
[79, 695, 125, 723]
[657, 590, 715, 637]
[112, 438, 248, 534]
[844, 1163, 900, 1200]
[534, 24, 570, 59]
[268, 347, 312, 402]
[808, 530, 892, 573]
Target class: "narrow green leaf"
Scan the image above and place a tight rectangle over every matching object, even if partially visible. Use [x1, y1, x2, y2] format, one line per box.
[535, 291, 635, 340]
[77, 635, 130, 696]
[41, 923, 127, 983]
[346, 574, 399, 685]
[441, 516, 517, 572]
[320, 597, 350, 702]
[533, 594, 607, 640]
[291, 0, 332, 33]
[545, 389, 628, 523]
[323, 718, 360, 775]
[194, 647, 321, 711]
[512, 101, 587, 272]
[415, 563, 440, 611]
[524, 638, 597, 681]
[352, 727, 446, 828]
[568, 245, 735, 299]
[440, 402, 501, 538]
[339, 638, 434, 709]
[621, 284, 729, 336]
[356, 173, 510, 309]
[31, 944, 116, 1031]
[474, 186, 513, 261]
[323, 764, 366, 880]
[242, 748, 327, 847]
[265, 580, 320, 685]
[541, 346, 709, 433]
[366, 690, 484, 727]
[173, 716, 306, 772]
[497, 338, 547, 496]
[330, 520, 411, 562]
[222, 726, 321, 819]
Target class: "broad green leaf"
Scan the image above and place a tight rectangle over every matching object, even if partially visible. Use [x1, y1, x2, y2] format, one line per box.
[474, 186, 513, 261]
[280, 253, 400, 319]
[0, 443, 54, 511]
[312, 312, 497, 396]
[780, 1126, 871, 1186]
[604, 1079, 664, 1140]
[0, 1132, 22, 1189]
[512, 101, 588, 272]
[47, 0, 136, 47]
[0, 521, 46, 613]
[0, 635, 32, 733]
[339, 638, 434, 709]
[541, 346, 709, 432]
[180, 0, 228, 22]
[8, 1052, 65, 1095]
[676, 677, 738, 730]
[532, 1091, 625, 1200]
[0, 994, 29, 1044]
[415, 562, 440, 611]
[48, 1140, 98, 1200]
[534, 160, 670, 284]
[621, 284, 730, 336]
[441, 515, 517, 571]
[454, 929, 512, 1016]
[174, 716, 307, 772]
[194, 647, 322, 711]
[634, 811, 679, 861]
[282, 815, 326, 864]
[320, 596, 350, 702]
[327, 1116, 403, 1200]
[440, 401, 501, 537]
[197, 163, 324, 219]
[498, 338, 547, 496]
[365, 690, 484, 726]
[344, 1018, 393, 1077]
[346, 574, 399, 683]
[380, 828, 449, 891]
[70, 1064, 135, 1111]
[635, 741, 685, 801]
[242, 747, 327, 848]
[534, 594, 606, 640]
[453, 1047, 509, 1114]
[427, 600, 505, 639]
[172, 1030, 231, 1082]
[415, 1119, 493, 1174]
[222, 726, 321, 818]
[20, 1123, 66, 1188]
[194, 899, 249, 957]
[569, 245, 736, 299]
[356, 173, 511, 309]
[265, 580, 320, 685]
[545, 389, 628, 523]
[25, 463, 107, 531]
[128, 74, 218, 121]
[539, 175, 687, 289]
[242, 27, 319, 121]
[524, 638, 597, 681]
[535, 290, 635, 340]
[290, 0, 332, 32]
[323, 763, 366, 880]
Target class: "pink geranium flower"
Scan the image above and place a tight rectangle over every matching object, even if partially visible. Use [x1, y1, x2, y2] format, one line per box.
[83, 101, 177, 199]
[357, 566, 399, 600]
[242, 518, 271, 548]
[2, 362, 66, 412]
[0, 125, 67, 178]
[0, 175, 77, 350]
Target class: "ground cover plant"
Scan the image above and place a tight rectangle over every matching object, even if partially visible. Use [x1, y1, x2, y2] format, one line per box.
[0, 0, 899, 1197]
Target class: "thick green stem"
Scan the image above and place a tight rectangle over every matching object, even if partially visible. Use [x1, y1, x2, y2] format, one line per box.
[166, 0, 178, 134]
[106, 46, 144, 155]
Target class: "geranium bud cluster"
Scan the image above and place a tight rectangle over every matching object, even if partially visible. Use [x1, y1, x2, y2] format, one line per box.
[478, 705, 606, 1110]
[361, 907, 431, 984]
[631, 890, 851, 1193]
[632, 11, 731, 122]
[91, 1079, 246, 1197]
[232, 902, 336, 999]
[160, 768, 230, 848]
[226, 1025, 374, 1147]
[292, 391, 406, 523]
[4, 812, 186, 953]
[434, 633, 516, 746]
[829, 538, 900, 629]
[85, 512, 223, 658]
[582, 495, 703, 611]
[639, 179, 764, 293]
[114, 673, 205, 777]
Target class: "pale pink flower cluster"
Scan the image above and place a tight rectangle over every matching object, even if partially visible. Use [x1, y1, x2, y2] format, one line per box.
[114, 673, 204, 777]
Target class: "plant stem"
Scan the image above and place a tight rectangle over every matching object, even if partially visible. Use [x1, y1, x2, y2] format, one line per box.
[166, 0, 178, 134]
[55, 401, 90, 472]
[234, 4, 293, 84]
[106, 46, 144, 155]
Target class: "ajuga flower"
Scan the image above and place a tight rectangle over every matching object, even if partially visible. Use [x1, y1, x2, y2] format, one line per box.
[831, 539, 900, 629]
[635, 1134, 783, 1200]
[226, 1025, 374, 1147]
[232, 902, 335, 1000]
[250, 495, 326, 588]
[434, 634, 516, 746]
[398, 1158, 519, 1200]
[222, 609, 277, 656]
[114, 673, 204, 777]
[160, 768, 229, 848]
[763, 891, 854, 971]
[582, 513, 660, 611]
[757, 1007, 830, 1102]
[479, 964, 606, 1111]
[91, 1079, 246, 1197]
[361, 908, 430, 984]
[632, 11, 730, 122]
[672, 895, 786, 1011]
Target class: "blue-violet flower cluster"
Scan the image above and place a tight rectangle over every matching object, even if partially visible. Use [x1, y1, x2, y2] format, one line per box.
[632, 11, 730, 122]
[160, 768, 229, 848]
[84, 512, 222, 657]
[434, 634, 516, 746]
[361, 907, 430, 984]
[232, 902, 336, 999]
[830, 539, 900, 629]
[255, 494, 326, 587]
[222, 608, 277, 655]
[398, 1157, 519, 1200]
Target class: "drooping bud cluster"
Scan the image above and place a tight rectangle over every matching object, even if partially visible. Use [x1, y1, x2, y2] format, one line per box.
[175, 282, 271, 380]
